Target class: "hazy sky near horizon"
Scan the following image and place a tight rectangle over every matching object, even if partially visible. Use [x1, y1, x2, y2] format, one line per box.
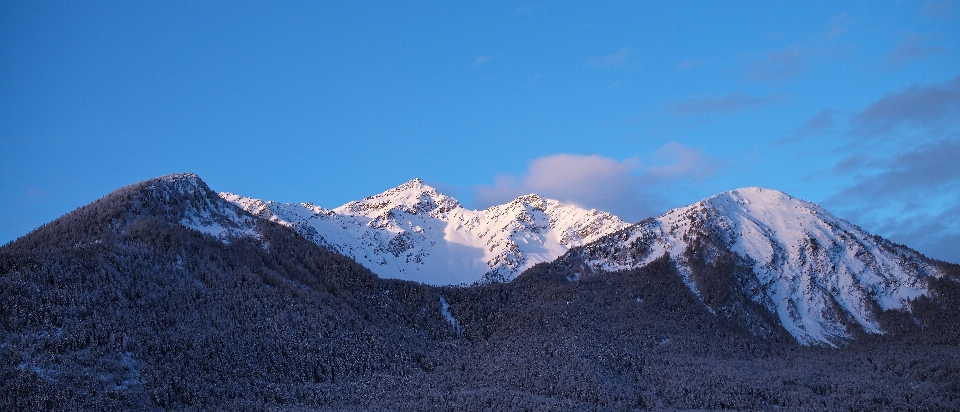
[2, 1, 959, 262]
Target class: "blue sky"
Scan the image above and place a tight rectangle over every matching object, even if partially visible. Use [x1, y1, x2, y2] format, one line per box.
[2, 0, 958, 262]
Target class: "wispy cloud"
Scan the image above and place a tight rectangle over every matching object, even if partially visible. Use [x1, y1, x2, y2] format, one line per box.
[515, 3, 537, 14]
[885, 33, 945, 68]
[745, 14, 851, 82]
[851, 74, 960, 136]
[810, 75, 960, 263]
[586, 47, 632, 68]
[821, 13, 852, 40]
[826, 138, 960, 262]
[746, 44, 816, 81]
[23, 187, 51, 203]
[670, 92, 785, 116]
[797, 109, 839, 138]
[919, 1, 956, 20]
[474, 144, 721, 222]
[782, 75, 960, 143]
[874, 201, 960, 264]
[471, 55, 494, 69]
[675, 59, 705, 71]
[773, 108, 839, 145]
[830, 138, 960, 201]
[643, 142, 722, 182]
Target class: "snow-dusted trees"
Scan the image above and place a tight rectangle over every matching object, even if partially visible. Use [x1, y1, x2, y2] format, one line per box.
[3, 175, 960, 410]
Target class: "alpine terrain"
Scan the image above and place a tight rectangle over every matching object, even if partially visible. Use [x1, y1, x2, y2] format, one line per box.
[3, 173, 959, 410]
[222, 178, 628, 285]
[553, 187, 945, 345]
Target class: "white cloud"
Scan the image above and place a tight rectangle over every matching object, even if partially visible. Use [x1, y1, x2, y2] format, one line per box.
[474, 144, 720, 222]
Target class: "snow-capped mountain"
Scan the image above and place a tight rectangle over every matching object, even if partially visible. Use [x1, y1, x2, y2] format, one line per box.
[222, 178, 628, 285]
[556, 187, 944, 345]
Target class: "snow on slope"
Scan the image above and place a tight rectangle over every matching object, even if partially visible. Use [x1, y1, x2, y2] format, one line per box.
[563, 187, 943, 345]
[222, 178, 628, 285]
[141, 173, 259, 241]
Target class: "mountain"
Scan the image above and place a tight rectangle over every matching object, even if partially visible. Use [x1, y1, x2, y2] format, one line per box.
[222, 178, 628, 285]
[0, 173, 463, 409]
[3, 174, 960, 410]
[553, 187, 946, 345]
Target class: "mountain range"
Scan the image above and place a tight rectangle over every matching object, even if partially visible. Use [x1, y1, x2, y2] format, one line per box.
[2, 173, 958, 410]
[223, 178, 944, 346]
[222, 178, 627, 285]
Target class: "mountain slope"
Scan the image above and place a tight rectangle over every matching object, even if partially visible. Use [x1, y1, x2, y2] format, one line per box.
[4, 175, 960, 410]
[5, 173, 259, 253]
[0, 173, 458, 409]
[556, 187, 944, 345]
[222, 178, 628, 285]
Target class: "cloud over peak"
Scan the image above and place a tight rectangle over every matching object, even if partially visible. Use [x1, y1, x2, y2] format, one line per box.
[474, 144, 720, 222]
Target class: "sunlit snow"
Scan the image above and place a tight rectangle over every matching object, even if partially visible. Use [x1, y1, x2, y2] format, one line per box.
[222, 178, 628, 285]
[576, 187, 942, 345]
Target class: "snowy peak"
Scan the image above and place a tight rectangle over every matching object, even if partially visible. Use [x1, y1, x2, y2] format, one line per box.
[223, 180, 628, 285]
[562, 187, 943, 345]
[700, 187, 836, 236]
[136, 173, 260, 241]
[715, 186, 792, 203]
[138, 173, 213, 206]
[507, 193, 549, 210]
[336, 178, 462, 217]
[152, 172, 204, 188]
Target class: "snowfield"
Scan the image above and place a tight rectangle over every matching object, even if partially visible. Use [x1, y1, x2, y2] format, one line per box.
[222, 178, 628, 285]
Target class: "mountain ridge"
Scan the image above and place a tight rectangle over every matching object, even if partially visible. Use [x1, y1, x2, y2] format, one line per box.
[4, 172, 960, 409]
[220, 178, 947, 345]
[222, 178, 629, 285]
[553, 186, 944, 345]
[9, 173, 949, 347]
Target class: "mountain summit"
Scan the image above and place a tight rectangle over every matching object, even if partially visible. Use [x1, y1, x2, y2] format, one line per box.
[554, 187, 944, 345]
[337, 178, 463, 216]
[222, 180, 628, 285]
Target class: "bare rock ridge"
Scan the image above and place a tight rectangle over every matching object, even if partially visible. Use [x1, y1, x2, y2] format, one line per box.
[221, 178, 629, 285]
[554, 187, 944, 345]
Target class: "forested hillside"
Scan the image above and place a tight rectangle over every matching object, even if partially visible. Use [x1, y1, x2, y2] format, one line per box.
[2, 175, 959, 410]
